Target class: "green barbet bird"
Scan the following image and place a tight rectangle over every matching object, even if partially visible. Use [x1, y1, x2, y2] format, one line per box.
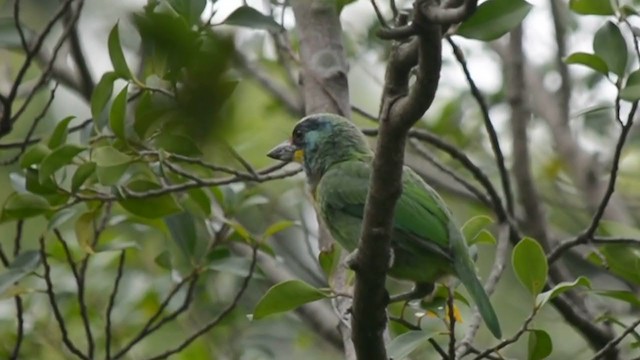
[267, 113, 501, 338]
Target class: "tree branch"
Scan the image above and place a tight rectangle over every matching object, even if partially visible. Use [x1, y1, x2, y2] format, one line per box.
[351, 2, 443, 358]
[291, 1, 355, 356]
[589, 318, 640, 360]
[447, 37, 514, 215]
[40, 236, 89, 360]
[230, 242, 344, 351]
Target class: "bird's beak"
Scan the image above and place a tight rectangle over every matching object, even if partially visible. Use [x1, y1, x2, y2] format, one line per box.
[267, 141, 299, 162]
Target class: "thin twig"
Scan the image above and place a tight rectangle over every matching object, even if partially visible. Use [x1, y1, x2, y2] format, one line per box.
[388, 316, 449, 360]
[143, 245, 259, 360]
[63, 0, 93, 99]
[589, 318, 640, 360]
[9, 220, 25, 359]
[447, 287, 456, 360]
[112, 271, 199, 359]
[54, 229, 95, 359]
[105, 250, 126, 360]
[446, 36, 514, 215]
[548, 102, 638, 264]
[72, 165, 301, 201]
[222, 141, 258, 177]
[0, 84, 58, 165]
[40, 236, 89, 360]
[472, 309, 538, 360]
[0, 118, 92, 149]
[13, 0, 28, 52]
[371, 0, 389, 27]
[10, 0, 85, 127]
[363, 128, 507, 221]
[409, 138, 492, 206]
[10, 296, 24, 360]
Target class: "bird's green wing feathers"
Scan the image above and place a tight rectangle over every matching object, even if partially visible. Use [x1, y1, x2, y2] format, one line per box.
[450, 228, 502, 338]
[318, 162, 451, 252]
[317, 161, 501, 338]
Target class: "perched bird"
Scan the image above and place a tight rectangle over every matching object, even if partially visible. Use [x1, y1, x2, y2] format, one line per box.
[267, 113, 501, 338]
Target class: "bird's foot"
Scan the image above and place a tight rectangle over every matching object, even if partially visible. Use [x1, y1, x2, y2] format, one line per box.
[388, 282, 435, 304]
[344, 249, 360, 271]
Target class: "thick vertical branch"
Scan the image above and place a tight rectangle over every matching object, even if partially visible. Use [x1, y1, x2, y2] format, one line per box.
[350, 1, 444, 358]
[549, 0, 571, 123]
[290, 1, 354, 357]
[291, 0, 351, 118]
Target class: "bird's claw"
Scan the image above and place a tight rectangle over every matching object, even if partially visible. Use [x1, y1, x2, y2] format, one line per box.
[388, 282, 435, 304]
[344, 249, 360, 271]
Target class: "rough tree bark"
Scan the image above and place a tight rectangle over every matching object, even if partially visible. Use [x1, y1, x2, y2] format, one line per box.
[290, 1, 355, 358]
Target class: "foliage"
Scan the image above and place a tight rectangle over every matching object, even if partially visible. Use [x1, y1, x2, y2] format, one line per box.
[0, 0, 638, 359]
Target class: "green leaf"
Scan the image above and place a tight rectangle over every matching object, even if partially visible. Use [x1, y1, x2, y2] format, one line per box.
[597, 220, 640, 237]
[119, 180, 181, 218]
[108, 23, 132, 79]
[1, 193, 50, 220]
[11, 250, 42, 271]
[48, 116, 75, 149]
[253, 280, 330, 319]
[93, 146, 132, 167]
[456, 0, 533, 41]
[593, 21, 627, 77]
[222, 6, 283, 32]
[512, 237, 548, 296]
[155, 251, 172, 269]
[181, 187, 210, 217]
[95, 241, 139, 253]
[462, 215, 493, 245]
[263, 220, 296, 239]
[471, 229, 497, 245]
[319, 246, 340, 279]
[528, 329, 553, 360]
[621, 69, 640, 101]
[0, 250, 41, 296]
[226, 220, 253, 242]
[535, 276, 591, 308]
[20, 144, 51, 168]
[153, 133, 202, 156]
[96, 164, 129, 186]
[71, 162, 97, 192]
[93, 146, 133, 185]
[39, 144, 86, 183]
[165, 212, 197, 258]
[388, 329, 441, 360]
[25, 169, 57, 195]
[208, 256, 260, 277]
[587, 245, 640, 284]
[110, 85, 128, 140]
[167, 0, 207, 25]
[75, 211, 96, 253]
[594, 289, 640, 307]
[564, 52, 609, 75]
[47, 207, 79, 230]
[91, 72, 117, 120]
[569, 0, 614, 15]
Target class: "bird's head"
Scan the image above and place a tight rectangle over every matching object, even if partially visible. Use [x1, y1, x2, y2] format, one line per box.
[267, 113, 372, 180]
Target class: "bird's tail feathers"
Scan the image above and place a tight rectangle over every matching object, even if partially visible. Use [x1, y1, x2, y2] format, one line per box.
[454, 256, 502, 338]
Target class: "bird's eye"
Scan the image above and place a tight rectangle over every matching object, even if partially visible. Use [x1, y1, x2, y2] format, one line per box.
[292, 129, 303, 144]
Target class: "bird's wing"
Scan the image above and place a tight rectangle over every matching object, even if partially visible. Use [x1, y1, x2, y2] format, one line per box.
[317, 161, 452, 259]
[318, 162, 501, 338]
